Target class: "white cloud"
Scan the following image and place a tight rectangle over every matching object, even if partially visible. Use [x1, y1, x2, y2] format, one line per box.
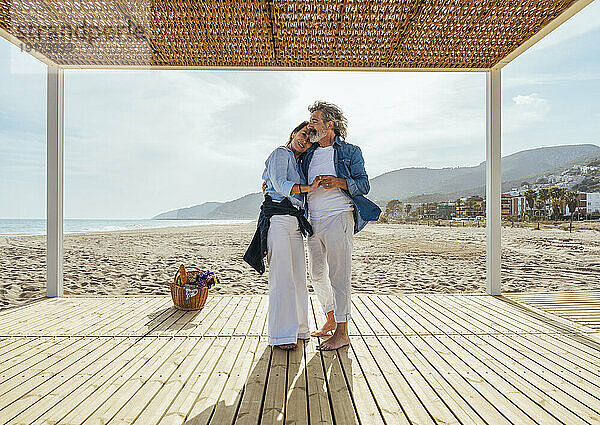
[512, 93, 544, 105]
[504, 93, 550, 133]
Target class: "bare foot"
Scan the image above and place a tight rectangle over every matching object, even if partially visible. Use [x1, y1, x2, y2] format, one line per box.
[275, 343, 297, 351]
[311, 310, 337, 337]
[316, 333, 350, 351]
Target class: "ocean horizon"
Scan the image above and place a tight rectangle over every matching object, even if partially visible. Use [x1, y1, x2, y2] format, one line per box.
[0, 218, 253, 236]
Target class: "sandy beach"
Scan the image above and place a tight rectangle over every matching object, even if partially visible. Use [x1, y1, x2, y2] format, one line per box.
[1, 221, 600, 310]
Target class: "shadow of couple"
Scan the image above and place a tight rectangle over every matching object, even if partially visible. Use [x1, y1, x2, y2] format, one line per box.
[177, 338, 357, 425]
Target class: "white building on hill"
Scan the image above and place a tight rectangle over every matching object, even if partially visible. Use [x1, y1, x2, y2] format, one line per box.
[586, 193, 600, 214]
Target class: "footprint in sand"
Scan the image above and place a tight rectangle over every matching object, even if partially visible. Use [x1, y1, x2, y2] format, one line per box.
[219, 268, 243, 275]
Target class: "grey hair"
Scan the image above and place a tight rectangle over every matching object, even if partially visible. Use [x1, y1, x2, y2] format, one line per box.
[308, 101, 347, 140]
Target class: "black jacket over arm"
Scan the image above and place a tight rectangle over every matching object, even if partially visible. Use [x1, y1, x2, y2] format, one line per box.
[243, 195, 313, 274]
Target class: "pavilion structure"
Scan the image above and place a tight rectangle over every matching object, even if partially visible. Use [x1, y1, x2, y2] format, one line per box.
[0, 0, 595, 295]
[2, 3, 600, 425]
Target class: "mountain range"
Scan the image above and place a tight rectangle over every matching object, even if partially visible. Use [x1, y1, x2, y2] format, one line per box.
[152, 143, 600, 220]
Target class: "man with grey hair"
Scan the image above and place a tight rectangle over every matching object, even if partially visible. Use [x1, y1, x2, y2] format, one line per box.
[301, 101, 381, 350]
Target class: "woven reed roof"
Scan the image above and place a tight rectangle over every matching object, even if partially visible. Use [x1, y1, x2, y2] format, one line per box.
[0, 0, 585, 70]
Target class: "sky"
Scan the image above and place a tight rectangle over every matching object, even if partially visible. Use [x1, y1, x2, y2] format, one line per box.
[1, 2, 599, 219]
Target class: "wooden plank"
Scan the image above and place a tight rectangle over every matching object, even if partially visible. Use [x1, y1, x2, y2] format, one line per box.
[433, 334, 578, 425]
[426, 295, 600, 383]
[440, 295, 600, 364]
[175, 296, 230, 338]
[77, 337, 187, 425]
[248, 295, 268, 336]
[0, 337, 58, 374]
[155, 337, 233, 425]
[234, 296, 261, 336]
[347, 297, 377, 336]
[59, 336, 180, 425]
[0, 336, 92, 390]
[392, 335, 512, 425]
[285, 340, 308, 425]
[466, 295, 581, 334]
[107, 337, 204, 424]
[125, 337, 214, 425]
[0, 337, 109, 421]
[380, 298, 514, 424]
[305, 339, 333, 425]
[102, 298, 174, 335]
[52, 298, 152, 335]
[404, 296, 463, 335]
[357, 297, 487, 425]
[382, 295, 432, 335]
[0, 297, 120, 335]
[357, 297, 477, 424]
[320, 348, 359, 424]
[307, 296, 318, 334]
[261, 344, 287, 425]
[4, 337, 139, 425]
[513, 334, 600, 380]
[52, 298, 228, 425]
[414, 299, 593, 422]
[235, 340, 272, 425]
[363, 295, 416, 336]
[184, 337, 246, 424]
[415, 334, 538, 424]
[0, 298, 98, 329]
[0, 298, 58, 319]
[197, 297, 241, 337]
[221, 296, 252, 336]
[480, 334, 600, 413]
[97, 297, 174, 336]
[429, 295, 522, 335]
[348, 336, 410, 425]
[209, 337, 261, 425]
[462, 333, 600, 424]
[30, 337, 157, 425]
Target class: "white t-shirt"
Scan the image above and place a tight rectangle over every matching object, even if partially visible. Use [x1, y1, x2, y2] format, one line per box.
[307, 145, 354, 219]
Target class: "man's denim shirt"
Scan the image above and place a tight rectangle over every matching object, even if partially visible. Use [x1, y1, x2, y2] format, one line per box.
[300, 136, 381, 233]
[262, 146, 306, 211]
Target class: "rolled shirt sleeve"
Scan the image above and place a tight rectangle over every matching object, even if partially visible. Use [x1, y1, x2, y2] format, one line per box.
[345, 146, 370, 197]
[267, 148, 296, 197]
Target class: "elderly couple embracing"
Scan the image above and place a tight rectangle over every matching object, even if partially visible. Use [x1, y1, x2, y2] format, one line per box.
[244, 101, 381, 351]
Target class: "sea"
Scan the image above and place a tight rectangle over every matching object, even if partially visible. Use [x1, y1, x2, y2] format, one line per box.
[0, 219, 253, 236]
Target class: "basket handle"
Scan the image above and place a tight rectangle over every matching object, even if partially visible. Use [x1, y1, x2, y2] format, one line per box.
[173, 265, 204, 285]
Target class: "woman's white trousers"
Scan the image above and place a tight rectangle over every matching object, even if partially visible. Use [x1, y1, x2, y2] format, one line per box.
[266, 215, 310, 345]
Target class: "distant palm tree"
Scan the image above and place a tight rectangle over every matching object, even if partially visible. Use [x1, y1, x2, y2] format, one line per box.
[534, 198, 545, 229]
[524, 189, 537, 216]
[549, 186, 566, 221]
[538, 187, 551, 217]
[534, 199, 544, 214]
[405, 203, 412, 217]
[564, 190, 580, 232]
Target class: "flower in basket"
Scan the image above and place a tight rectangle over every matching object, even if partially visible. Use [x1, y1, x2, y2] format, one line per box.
[195, 270, 219, 288]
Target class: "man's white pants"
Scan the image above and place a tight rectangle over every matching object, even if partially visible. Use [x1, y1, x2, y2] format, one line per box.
[307, 210, 354, 323]
[266, 215, 310, 345]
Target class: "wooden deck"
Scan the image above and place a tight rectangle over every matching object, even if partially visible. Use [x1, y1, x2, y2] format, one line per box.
[0, 294, 599, 425]
[508, 290, 600, 332]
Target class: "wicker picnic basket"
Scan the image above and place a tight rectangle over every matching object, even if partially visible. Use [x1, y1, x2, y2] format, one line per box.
[169, 264, 216, 310]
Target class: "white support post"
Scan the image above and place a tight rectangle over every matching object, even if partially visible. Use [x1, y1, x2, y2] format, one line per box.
[47, 65, 64, 297]
[486, 69, 502, 295]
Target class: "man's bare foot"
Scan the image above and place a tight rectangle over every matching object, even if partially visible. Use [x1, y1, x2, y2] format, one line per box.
[275, 343, 297, 351]
[311, 310, 337, 337]
[316, 333, 350, 351]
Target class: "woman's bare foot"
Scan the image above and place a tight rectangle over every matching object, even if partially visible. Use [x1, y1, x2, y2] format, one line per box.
[276, 343, 297, 351]
[311, 310, 337, 337]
